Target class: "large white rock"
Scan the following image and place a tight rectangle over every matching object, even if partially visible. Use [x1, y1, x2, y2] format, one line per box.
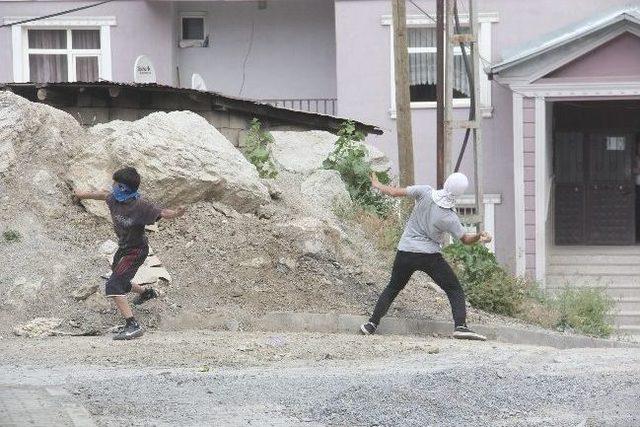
[68, 111, 270, 216]
[0, 140, 15, 175]
[269, 130, 391, 175]
[365, 143, 392, 173]
[0, 92, 84, 174]
[301, 169, 351, 214]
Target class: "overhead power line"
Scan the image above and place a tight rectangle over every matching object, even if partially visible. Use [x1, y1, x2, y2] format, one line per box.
[0, 0, 115, 28]
[408, 0, 495, 70]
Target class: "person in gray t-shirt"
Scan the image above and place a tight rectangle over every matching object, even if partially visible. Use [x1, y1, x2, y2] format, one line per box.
[360, 172, 492, 341]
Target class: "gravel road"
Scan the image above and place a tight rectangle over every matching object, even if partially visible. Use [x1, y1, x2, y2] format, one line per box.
[1, 331, 639, 426]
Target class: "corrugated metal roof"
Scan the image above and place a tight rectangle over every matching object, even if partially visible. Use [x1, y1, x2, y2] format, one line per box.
[0, 81, 383, 135]
[492, 5, 640, 73]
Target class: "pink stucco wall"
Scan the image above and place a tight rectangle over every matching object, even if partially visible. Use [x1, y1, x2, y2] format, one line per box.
[548, 32, 640, 79]
[0, 1, 177, 84]
[335, 0, 636, 271]
[0, 0, 337, 100]
[175, 0, 337, 99]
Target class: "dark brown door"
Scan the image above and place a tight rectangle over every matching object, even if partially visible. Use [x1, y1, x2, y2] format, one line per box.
[554, 132, 635, 245]
[555, 132, 585, 245]
[585, 133, 635, 244]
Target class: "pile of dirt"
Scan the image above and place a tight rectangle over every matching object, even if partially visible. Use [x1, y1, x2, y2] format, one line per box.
[0, 91, 513, 337]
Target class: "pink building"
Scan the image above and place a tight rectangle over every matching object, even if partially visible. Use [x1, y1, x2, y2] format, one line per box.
[2, 0, 640, 333]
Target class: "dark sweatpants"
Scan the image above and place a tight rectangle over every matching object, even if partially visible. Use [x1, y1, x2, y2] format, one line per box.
[369, 250, 467, 327]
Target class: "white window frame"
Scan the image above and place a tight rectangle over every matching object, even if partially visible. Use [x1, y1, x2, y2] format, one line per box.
[382, 13, 497, 118]
[180, 12, 207, 43]
[4, 16, 115, 83]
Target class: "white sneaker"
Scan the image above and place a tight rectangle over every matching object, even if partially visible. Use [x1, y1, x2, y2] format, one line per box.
[360, 322, 377, 335]
[453, 325, 487, 341]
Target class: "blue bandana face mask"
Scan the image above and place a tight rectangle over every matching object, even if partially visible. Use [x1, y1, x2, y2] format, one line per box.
[112, 182, 140, 202]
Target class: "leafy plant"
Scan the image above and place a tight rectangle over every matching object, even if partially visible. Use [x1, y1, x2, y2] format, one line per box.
[3, 229, 21, 243]
[323, 120, 392, 217]
[444, 242, 525, 316]
[243, 118, 278, 179]
[443, 242, 614, 337]
[553, 287, 614, 338]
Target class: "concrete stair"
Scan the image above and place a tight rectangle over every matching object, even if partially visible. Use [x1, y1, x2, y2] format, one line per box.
[546, 246, 640, 335]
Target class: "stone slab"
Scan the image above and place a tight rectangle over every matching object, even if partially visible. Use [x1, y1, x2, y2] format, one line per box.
[254, 311, 640, 349]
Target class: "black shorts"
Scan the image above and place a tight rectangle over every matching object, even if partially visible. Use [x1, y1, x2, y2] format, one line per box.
[105, 245, 149, 297]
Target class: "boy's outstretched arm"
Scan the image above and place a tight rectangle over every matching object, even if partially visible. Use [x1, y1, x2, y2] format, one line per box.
[160, 206, 186, 220]
[370, 173, 407, 198]
[73, 189, 110, 202]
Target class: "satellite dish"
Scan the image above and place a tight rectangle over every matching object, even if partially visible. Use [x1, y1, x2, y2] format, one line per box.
[191, 73, 207, 91]
[133, 55, 156, 83]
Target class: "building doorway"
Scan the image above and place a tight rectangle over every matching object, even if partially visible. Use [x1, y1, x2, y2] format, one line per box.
[554, 101, 640, 245]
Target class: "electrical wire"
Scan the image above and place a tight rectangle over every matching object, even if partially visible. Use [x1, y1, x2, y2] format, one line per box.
[238, 17, 256, 96]
[0, 0, 115, 28]
[408, 0, 438, 24]
[409, 0, 495, 70]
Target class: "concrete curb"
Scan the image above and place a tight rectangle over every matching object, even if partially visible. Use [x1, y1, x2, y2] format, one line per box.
[253, 311, 640, 349]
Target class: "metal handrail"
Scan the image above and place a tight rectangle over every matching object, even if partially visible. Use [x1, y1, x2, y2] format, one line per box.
[260, 98, 337, 116]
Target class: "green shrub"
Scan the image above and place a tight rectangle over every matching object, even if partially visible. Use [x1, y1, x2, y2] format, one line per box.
[444, 242, 525, 316]
[3, 229, 21, 243]
[553, 287, 614, 338]
[243, 118, 278, 179]
[323, 120, 393, 217]
[443, 242, 614, 337]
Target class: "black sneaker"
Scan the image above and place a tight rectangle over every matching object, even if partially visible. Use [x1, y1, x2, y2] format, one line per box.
[111, 324, 126, 334]
[360, 322, 377, 335]
[113, 323, 144, 340]
[453, 325, 487, 341]
[133, 287, 158, 306]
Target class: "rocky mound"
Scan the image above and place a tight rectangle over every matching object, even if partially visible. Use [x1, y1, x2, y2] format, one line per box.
[0, 91, 506, 337]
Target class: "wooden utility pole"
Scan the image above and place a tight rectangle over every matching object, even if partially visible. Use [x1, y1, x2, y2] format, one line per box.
[392, 0, 415, 187]
[439, 0, 485, 229]
[469, 0, 484, 230]
[436, 0, 445, 188]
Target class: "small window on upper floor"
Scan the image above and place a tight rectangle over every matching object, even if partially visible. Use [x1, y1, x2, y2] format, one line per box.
[182, 15, 205, 41]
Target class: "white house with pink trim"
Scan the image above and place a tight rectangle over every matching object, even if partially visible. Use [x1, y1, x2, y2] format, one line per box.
[2, 0, 640, 333]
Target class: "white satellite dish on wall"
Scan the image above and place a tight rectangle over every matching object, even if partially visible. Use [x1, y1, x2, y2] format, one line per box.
[133, 55, 156, 83]
[191, 73, 207, 91]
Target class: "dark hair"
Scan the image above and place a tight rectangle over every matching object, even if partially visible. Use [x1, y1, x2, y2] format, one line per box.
[112, 167, 141, 191]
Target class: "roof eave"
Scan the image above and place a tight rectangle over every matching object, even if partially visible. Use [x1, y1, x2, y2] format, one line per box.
[492, 9, 640, 75]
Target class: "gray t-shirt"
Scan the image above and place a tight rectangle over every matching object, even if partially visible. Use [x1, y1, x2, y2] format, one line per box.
[397, 185, 465, 254]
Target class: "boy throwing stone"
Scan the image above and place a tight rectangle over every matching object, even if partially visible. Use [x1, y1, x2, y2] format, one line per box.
[361, 172, 491, 340]
[73, 167, 185, 340]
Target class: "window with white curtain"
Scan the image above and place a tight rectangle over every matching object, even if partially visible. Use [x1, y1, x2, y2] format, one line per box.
[408, 26, 470, 102]
[383, 13, 496, 116]
[26, 28, 101, 82]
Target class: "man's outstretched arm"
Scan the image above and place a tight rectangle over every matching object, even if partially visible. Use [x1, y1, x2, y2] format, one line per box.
[460, 231, 492, 245]
[370, 173, 407, 198]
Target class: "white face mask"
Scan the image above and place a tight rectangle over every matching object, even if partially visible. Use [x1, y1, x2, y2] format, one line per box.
[444, 173, 469, 196]
[432, 173, 469, 209]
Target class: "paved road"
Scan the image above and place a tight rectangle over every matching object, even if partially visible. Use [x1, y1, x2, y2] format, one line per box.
[1, 331, 639, 426]
[0, 386, 95, 427]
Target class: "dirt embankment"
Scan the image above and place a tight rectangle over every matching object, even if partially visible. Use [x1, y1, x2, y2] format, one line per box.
[0, 91, 522, 337]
